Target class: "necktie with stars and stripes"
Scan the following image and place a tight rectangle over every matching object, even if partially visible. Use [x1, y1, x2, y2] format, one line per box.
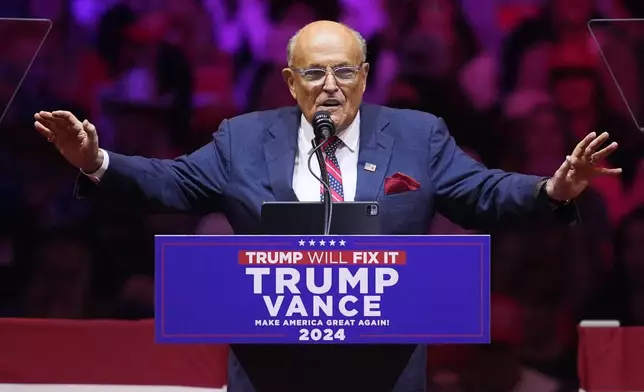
[320, 136, 344, 202]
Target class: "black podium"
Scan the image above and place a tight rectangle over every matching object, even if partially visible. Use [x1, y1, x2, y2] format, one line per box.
[230, 343, 422, 391]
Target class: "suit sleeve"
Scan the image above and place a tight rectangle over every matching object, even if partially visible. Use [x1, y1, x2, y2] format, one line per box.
[428, 117, 575, 229]
[73, 119, 232, 213]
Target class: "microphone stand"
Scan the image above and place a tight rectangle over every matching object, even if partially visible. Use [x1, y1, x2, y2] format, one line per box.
[309, 139, 333, 235]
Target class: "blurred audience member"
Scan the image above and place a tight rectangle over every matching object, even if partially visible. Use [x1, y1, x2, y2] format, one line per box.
[72, 3, 138, 146]
[94, 4, 195, 149]
[588, 208, 644, 325]
[459, 344, 568, 392]
[427, 344, 471, 391]
[400, 0, 480, 81]
[362, 0, 416, 104]
[502, 91, 566, 176]
[459, 53, 499, 113]
[512, 222, 578, 383]
[503, 0, 642, 122]
[612, 207, 644, 325]
[395, 0, 499, 159]
[548, 42, 644, 224]
[164, 0, 217, 65]
[207, 0, 267, 59]
[386, 78, 423, 111]
[592, 0, 644, 121]
[427, 295, 568, 392]
[16, 232, 94, 319]
[114, 274, 154, 319]
[340, 0, 386, 41]
[248, 1, 316, 111]
[501, 0, 598, 93]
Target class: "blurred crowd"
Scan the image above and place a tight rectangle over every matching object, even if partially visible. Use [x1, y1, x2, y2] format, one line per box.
[1, 0, 644, 390]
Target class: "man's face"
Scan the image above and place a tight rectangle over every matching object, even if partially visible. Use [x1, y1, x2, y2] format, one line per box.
[283, 26, 369, 132]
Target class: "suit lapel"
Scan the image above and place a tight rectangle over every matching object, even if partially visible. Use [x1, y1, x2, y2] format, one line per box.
[356, 104, 393, 201]
[264, 107, 299, 201]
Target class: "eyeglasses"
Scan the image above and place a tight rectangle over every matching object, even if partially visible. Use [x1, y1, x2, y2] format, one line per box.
[291, 64, 364, 85]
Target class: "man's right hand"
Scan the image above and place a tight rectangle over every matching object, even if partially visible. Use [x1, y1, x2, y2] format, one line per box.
[34, 111, 103, 173]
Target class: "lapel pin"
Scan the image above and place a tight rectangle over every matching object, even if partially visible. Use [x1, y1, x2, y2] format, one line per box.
[364, 163, 377, 172]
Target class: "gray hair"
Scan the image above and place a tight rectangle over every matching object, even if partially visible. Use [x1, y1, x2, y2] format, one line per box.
[286, 24, 367, 67]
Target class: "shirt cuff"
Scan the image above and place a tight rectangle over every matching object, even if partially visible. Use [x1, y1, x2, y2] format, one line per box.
[536, 177, 570, 207]
[81, 149, 109, 183]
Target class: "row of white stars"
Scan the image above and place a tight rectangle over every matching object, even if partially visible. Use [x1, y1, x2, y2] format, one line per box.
[298, 239, 346, 246]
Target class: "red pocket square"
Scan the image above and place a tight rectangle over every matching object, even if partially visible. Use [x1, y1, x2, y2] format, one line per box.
[384, 172, 420, 195]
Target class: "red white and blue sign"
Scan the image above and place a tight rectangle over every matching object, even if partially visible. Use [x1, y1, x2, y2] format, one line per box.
[155, 235, 490, 344]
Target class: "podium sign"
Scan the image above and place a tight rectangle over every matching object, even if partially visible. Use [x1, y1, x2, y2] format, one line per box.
[155, 235, 490, 344]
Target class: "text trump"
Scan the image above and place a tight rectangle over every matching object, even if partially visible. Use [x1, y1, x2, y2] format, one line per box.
[245, 267, 399, 317]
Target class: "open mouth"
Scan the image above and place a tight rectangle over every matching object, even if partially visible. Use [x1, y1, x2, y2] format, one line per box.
[318, 99, 343, 109]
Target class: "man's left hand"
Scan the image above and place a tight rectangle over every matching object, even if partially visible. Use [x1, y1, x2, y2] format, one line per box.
[546, 131, 621, 202]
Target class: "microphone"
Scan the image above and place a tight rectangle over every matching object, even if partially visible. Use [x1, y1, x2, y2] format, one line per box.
[307, 111, 336, 235]
[312, 110, 336, 141]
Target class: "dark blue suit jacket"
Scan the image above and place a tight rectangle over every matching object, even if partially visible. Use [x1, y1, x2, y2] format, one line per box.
[78, 104, 554, 230]
[76, 103, 572, 391]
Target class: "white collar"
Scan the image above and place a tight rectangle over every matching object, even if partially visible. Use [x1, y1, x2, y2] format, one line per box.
[299, 111, 360, 154]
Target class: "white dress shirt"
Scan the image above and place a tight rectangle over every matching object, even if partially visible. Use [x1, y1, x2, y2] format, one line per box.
[85, 112, 361, 202]
[292, 113, 360, 202]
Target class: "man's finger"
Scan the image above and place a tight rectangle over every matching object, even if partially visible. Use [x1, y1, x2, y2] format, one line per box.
[596, 167, 622, 176]
[591, 141, 618, 162]
[585, 132, 610, 155]
[554, 155, 573, 179]
[34, 112, 48, 125]
[572, 132, 597, 159]
[83, 119, 98, 142]
[36, 111, 67, 130]
[34, 121, 54, 139]
[35, 112, 58, 127]
[35, 111, 55, 124]
[37, 111, 56, 121]
[48, 110, 84, 135]
[34, 114, 61, 134]
[52, 110, 80, 124]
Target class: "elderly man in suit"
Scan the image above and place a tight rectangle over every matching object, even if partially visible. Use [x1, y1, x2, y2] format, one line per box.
[35, 20, 618, 392]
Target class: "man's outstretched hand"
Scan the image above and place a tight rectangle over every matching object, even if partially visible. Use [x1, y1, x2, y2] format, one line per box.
[546, 131, 621, 201]
[34, 111, 103, 173]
